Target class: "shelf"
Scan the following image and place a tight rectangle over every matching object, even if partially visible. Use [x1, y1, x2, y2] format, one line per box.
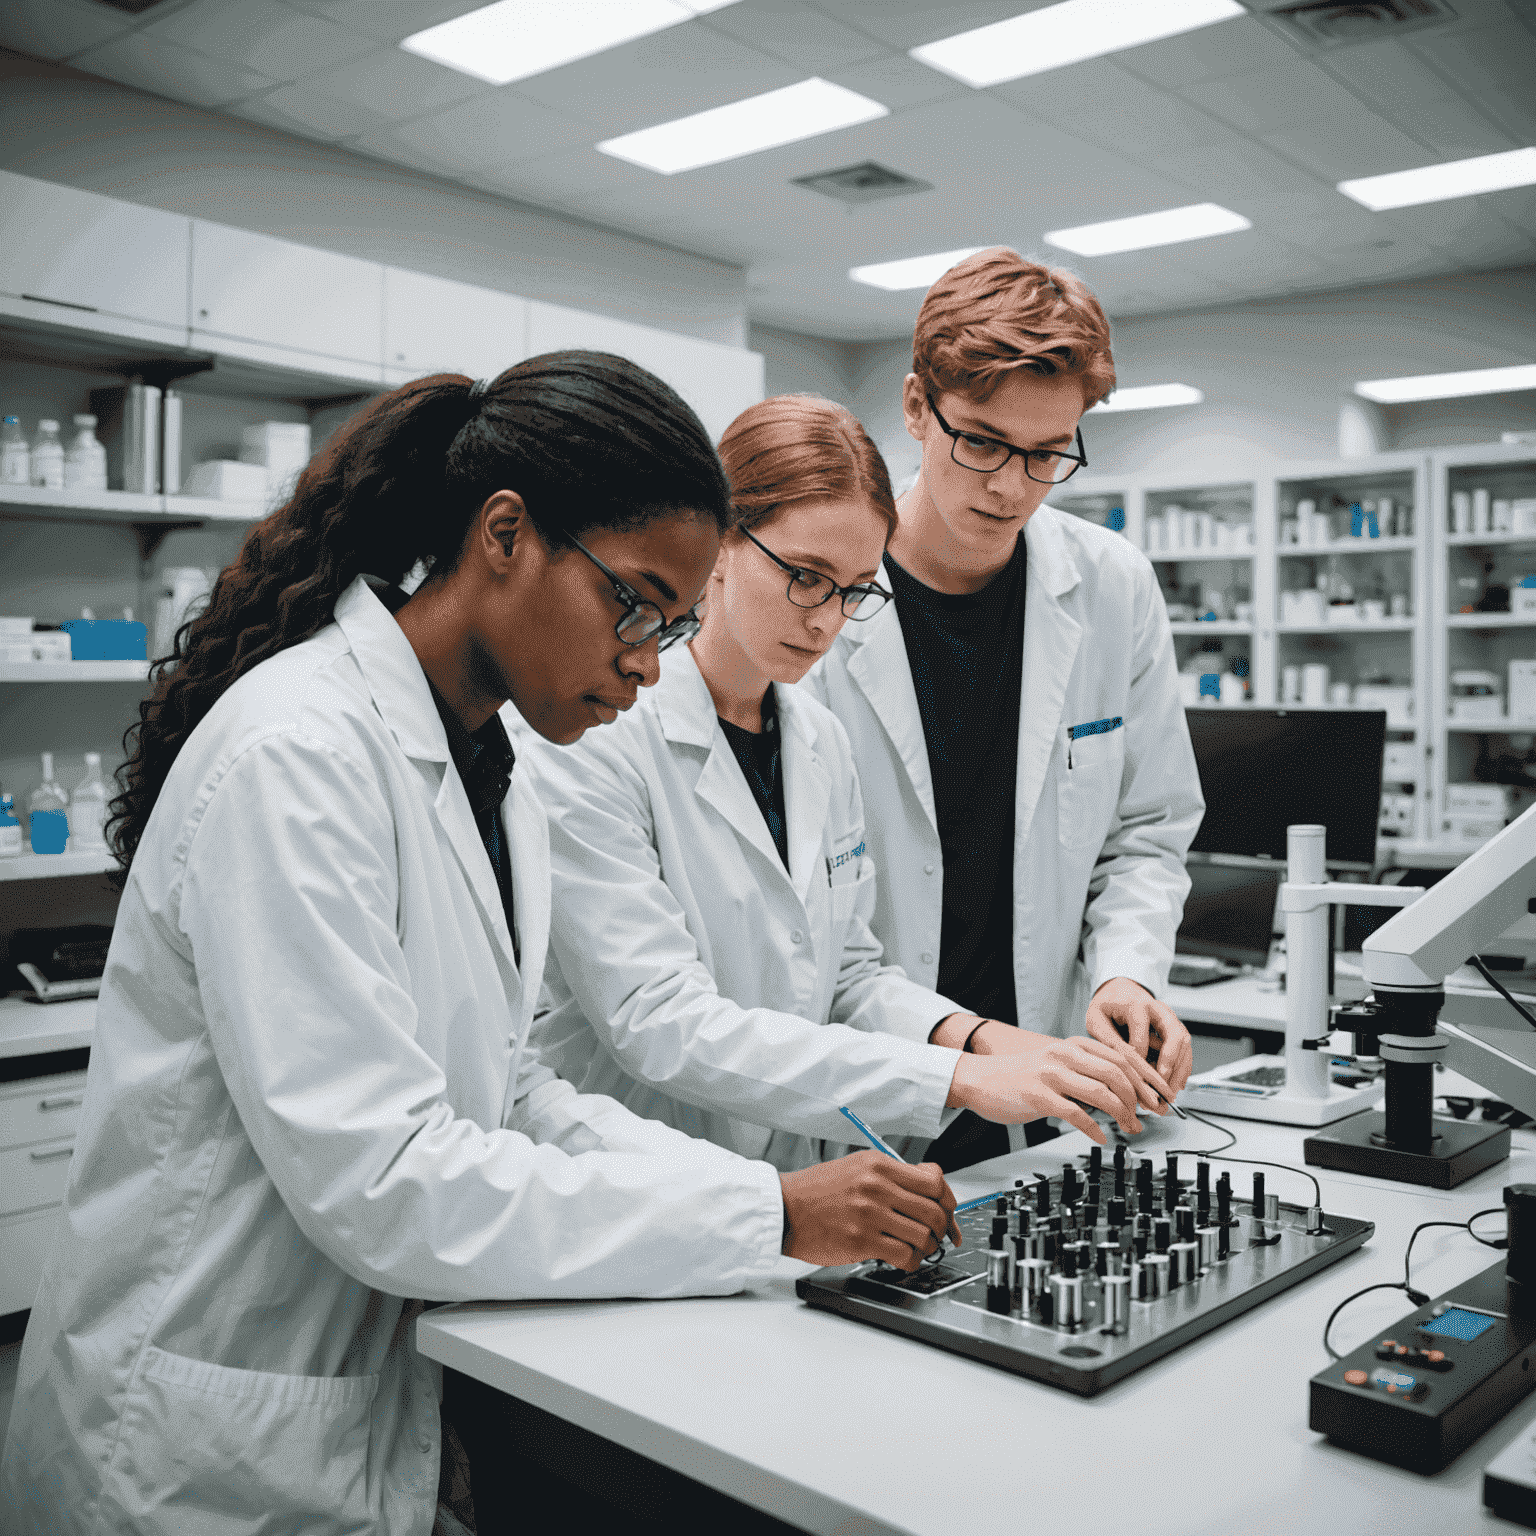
[1169, 621, 1252, 635]
[163, 495, 265, 522]
[0, 994, 96, 1060]
[0, 850, 116, 882]
[1145, 548, 1254, 563]
[0, 661, 149, 682]
[1447, 530, 1536, 547]
[0, 485, 263, 526]
[1445, 613, 1536, 629]
[1278, 536, 1417, 555]
[1277, 619, 1416, 634]
[1446, 717, 1536, 733]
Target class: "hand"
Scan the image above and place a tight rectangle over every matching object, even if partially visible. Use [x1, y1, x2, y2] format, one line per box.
[965, 1019, 1178, 1119]
[780, 1152, 959, 1272]
[946, 1034, 1153, 1144]
[1086, 977, 1195, 1096]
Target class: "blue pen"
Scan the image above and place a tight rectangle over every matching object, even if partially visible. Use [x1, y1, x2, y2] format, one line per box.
[839, 1106, 962, 1246]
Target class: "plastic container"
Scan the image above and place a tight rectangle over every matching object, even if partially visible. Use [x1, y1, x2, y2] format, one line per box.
[69, 752, 109, 850]
[1, 416, 29, 486]
[64, 414, 108, 492]
[28, 753, 69, 855]
[61, 616, 146, 661]
[31, 420, 63, 489]
[0, 795, 20, 859]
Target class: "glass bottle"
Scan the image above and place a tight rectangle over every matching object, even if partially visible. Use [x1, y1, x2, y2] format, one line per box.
[31, 419, 64, 489]
[1, 416, 29, 486]
[70, 752, 109, 850]
[0, 794, 20, 859]
[28, 753, 69, 855]
[64, 413, 108, 492]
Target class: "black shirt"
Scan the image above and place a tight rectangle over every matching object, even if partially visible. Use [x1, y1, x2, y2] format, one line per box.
[884, 537, 1027, 1024]
[717, 690, 789, 870]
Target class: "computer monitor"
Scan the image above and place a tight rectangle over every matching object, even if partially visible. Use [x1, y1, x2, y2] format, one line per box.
[1176, 859, 1284, 968]
[1186, 708, 1386, 869]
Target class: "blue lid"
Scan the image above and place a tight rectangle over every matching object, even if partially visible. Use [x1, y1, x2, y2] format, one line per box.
[2, 416, 17, 424]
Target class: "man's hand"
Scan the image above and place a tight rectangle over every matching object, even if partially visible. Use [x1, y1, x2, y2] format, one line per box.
[945, 1034, 1161, 1144]
[961, 1019, 1177, 1118]
[780, 1152, 959, 1271]
[1085, 977, 1194, 1096]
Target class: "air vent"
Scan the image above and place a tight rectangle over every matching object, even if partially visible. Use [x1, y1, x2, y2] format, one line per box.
[91, 0, 166, 13]
[792, 161, 933, 207]
[1254, 0, 1458, 49]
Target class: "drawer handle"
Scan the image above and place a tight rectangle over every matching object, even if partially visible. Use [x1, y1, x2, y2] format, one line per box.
[29, 1146, 73, 1163]
[39, 1096, 83, 1111]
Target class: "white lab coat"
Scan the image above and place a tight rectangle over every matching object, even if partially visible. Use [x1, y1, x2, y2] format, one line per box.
[804, 504, 1203, 1036]
[516, 645, 964, 1171]
[0, 577, 782, 1536]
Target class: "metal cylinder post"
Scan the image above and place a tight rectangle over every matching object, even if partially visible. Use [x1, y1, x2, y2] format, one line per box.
[1285, 824, 1333, 1100]
[1382, 1060, 1434, 1151]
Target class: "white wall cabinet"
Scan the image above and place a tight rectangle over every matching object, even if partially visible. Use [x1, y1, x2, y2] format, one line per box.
[526, 299, 763, 445]
[0, 1065, 85, 1317]
[190, 220, 383, 378]
[382, 268, 528, 387]
[0, 169, 189, 342]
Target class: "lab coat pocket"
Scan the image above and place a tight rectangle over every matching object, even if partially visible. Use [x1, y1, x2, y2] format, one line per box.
[123, 1346, 379, 1534]
[1059, 724, 1126, 850]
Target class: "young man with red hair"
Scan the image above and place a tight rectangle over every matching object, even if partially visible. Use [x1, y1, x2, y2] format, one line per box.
[807, 248, 1204, 1169]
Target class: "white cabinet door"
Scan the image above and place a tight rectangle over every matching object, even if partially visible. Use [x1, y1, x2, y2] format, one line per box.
[525, 301, 764, 445]
[382, 268, 528, 386]
[190, 220, 383, 374]
[0, 170, 189, 337]
[0, 1206, 59, 1317]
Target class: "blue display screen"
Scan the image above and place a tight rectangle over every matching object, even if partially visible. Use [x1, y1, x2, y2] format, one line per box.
[1422, 1308, 1496, 1342]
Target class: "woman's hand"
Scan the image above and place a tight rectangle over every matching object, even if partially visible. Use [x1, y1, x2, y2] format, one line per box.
[780, 1152, 958, 1271]
[967, 1017, 1180, 1117]
[945, 1031, 1168, 1143]
[1085, 977, 1194, 1096]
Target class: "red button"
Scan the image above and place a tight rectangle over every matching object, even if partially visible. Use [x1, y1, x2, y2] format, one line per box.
[1344, 1369, 1369, 1387]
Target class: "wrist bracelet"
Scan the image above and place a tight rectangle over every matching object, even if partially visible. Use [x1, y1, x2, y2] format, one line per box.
[962, 1020, 988, 1053]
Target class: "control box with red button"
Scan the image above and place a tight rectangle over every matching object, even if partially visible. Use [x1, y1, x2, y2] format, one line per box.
[1310, 1259, 1536, 1472]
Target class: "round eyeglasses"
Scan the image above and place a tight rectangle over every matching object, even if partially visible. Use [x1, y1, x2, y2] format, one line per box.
[742, 528, 891, 620]
[927, 395, 1087, 485]
[570, 536, 701, 651]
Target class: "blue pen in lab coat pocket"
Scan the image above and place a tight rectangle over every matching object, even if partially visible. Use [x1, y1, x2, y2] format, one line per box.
[1066, 715, 1122, 769]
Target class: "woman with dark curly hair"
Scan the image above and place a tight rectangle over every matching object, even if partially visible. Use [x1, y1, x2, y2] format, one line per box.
[1, 353, 957, 1536]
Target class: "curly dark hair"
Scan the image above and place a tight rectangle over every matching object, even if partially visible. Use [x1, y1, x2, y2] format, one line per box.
[108, 349, 731, 879]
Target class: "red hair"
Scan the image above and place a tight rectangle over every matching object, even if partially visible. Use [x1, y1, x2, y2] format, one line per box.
[717, 394, 897, 539]
[912, 246, 1116, 408]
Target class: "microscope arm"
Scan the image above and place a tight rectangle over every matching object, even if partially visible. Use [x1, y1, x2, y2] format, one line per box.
[1363, 803, 1536, 992]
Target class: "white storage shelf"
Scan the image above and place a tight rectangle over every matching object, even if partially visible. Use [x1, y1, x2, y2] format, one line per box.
[1276, 618, 1415, 634]
[1278, 536, 1417, 555]
[0, 661, 148, 682]
[1147, 548, 1254, 563]
[1445, 612, 1536, 628]
[0, 485, 264, 526]
[1170, 621, 1251, 635]
[1447, 530, 1536, 547]
[1446, 718, 1536, 732]
[0, 851, 116, 881]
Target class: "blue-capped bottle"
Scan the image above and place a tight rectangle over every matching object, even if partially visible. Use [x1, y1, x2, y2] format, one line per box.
[28, 753, 69, 855]
[0, 794, 20, 859]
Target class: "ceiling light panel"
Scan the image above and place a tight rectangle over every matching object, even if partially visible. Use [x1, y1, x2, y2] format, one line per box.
[910, 0, 1245, 90]
[1355, 365, 1536, 404]
[849, 247, 988, 291]
[1338, 147, 1536, 212]
[400, 0, 741, 87]
[597, 78, 888, 176]
[1093, 384, 1205, 412]
[1045, 202, 1251, 256]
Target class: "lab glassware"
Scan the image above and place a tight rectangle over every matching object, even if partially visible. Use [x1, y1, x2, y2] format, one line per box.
[31, 420, 63, 489]
[64, 414, 108, 492]
[0, 795, 20, 858]
[28, 753, 69, 855]
[1, 416, 29, 486]
[69, 752, 109, 850]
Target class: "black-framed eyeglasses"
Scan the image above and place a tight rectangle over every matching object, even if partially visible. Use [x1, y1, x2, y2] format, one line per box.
[926, 395, 1087, 485]
[570, 536, 701, 651]
[742, 527, 891, 621]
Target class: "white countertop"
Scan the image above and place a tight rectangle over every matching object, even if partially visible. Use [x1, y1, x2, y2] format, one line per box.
[419, 1114, 1536, 1535]
[0, 995, 95, 1059]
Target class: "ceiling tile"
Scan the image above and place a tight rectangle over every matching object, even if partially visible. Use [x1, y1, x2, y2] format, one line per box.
[1415, 22, 1536, 141]
[144, 0, 376, 85]
[380, 89, 598, 178]
[1179, 58, 1378, 137]
[287, 42, 487, 121]
[0, 0, 133, 64]
[282, 0, 488, 44]
[1261, 114, 1443, 182]
[1398, 98, 1520, 160]
[1171, 229, 1330, 288]
[1315, 36, 1456, 114]
[71, 32, 276, 110]
[806, 1, 1037, 52]
[511, 21, 799, 136]
[1378, 200, 1536, 264]
[702, 0, 889, 71]
[231, 83, 372, 141]
[1145, 135, 1329, 202]
[823, 50, 967, 110]
[1115, 15, 1303, 91]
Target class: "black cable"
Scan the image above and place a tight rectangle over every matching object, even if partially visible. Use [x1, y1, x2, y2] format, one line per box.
[1469, 1207, 1508, 1249]
[1469, 955, 1536, 1031]
[1323, 1284, 1414, 1361]
[1181, 1107, 1323, 1207]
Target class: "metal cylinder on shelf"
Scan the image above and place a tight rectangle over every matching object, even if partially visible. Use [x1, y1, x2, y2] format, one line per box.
[1285, 824, 1333, 1101]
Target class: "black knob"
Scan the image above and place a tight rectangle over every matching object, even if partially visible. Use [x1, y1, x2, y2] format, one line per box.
[1217, 1174, 1232, 1225]
[1155, 1219, 1171, 1254]
[1108, 1196, 1127, 1227]
[1086, 1180, 1101, 1210]
[1062, 1246, 1077, 1279]
[1133, 1232, 1148, 1261]
[1090, 1144, 1103, 1180]
[1197, 1160, 1211, 1195]
[1252, 1172, 1265, 1215]
[996, 1197, 1008, 1217]
[990, 1219, 1006, 1248]
[1165, 1154, 1180, 1212]
[1062, 1164, 1080, 1207]
[1084, 1203, 1099, 1231]
[1036, 1174, 1051, 1217]
[1178, 1206, 1195, 1243]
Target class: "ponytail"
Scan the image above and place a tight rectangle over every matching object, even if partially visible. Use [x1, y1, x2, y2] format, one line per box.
[108, 351, 729, 875]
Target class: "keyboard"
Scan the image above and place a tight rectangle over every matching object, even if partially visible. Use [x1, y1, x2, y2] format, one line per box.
[1168, 958, 1240, 988]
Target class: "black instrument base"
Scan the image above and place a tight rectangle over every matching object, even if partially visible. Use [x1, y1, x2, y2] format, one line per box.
[1312, 1259, 1536, 1472]
[1303, 1112, 1509, 1189]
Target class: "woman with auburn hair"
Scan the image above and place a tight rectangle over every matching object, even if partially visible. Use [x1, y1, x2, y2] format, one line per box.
[0, 358, 967, 1536]
[519, 393, 1174, 1182]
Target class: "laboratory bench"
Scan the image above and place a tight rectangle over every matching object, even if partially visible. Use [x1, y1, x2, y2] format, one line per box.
[420, 1115, 1536, 1536]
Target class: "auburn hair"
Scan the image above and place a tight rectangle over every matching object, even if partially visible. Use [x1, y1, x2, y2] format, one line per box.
[717, 394, 897, 539]
[912, 246, 1117, 408]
